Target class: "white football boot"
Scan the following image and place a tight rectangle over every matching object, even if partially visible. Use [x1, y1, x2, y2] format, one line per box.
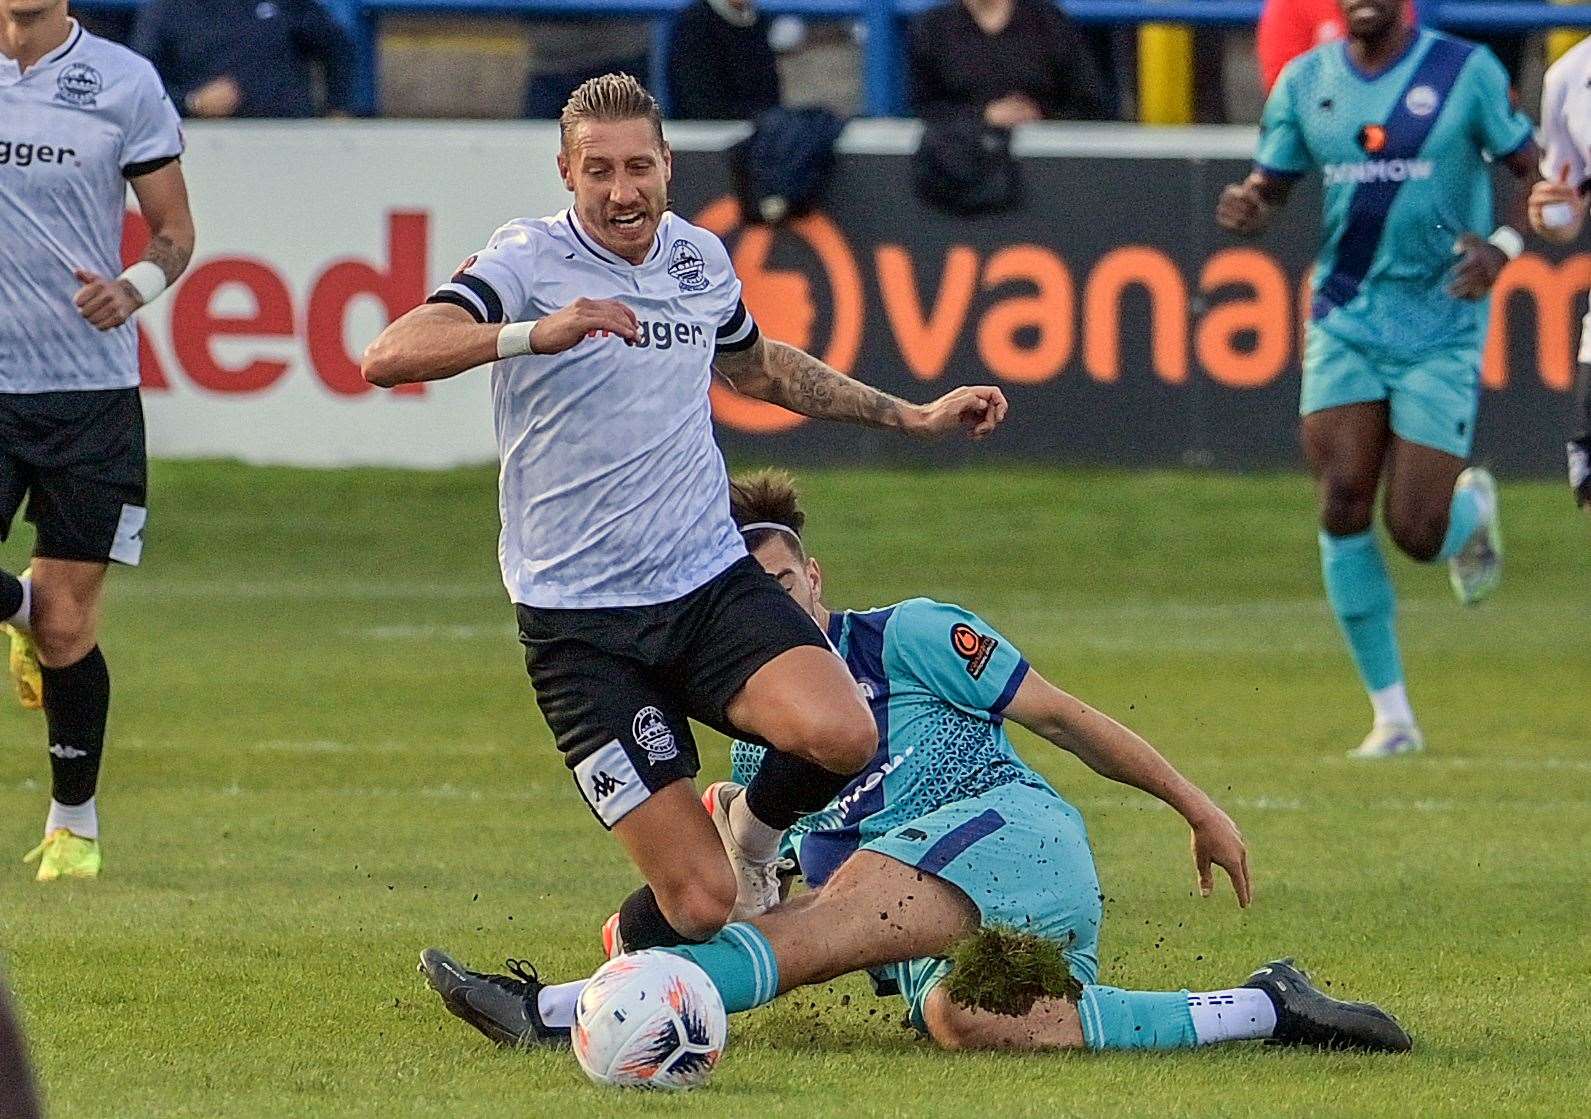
[1348, 722, 1425, 759]
[1448, 467, 1502, 607]
[702, 780, 782, 920]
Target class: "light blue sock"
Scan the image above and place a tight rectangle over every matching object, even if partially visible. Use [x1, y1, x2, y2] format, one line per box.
[1319, 529, 1403, 693]
[1076, 985, 1197, 1051]
[659, 923, 779, 1014]
[1435, 484, 1483, 562]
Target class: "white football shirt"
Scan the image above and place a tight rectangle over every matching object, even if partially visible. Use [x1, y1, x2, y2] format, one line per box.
[428, 208, 761, 609]
[1540, 35, 1591, 362]
[0, 21, 184, 393]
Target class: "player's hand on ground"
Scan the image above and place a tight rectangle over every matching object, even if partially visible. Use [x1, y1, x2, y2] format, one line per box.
[531, 297, 640, 353]
[1448, 233, 1508, 300]
[1528, 166, 1584, 244]
[1215, 179, 1272, 236]
[908, 385, 1008, 439]
[1189, 805, 1251, 908]
[71, 269, 143, 331]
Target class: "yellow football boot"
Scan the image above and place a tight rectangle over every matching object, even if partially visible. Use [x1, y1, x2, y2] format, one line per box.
[23, 828, 101, 882]
[5, 566, 40, 710]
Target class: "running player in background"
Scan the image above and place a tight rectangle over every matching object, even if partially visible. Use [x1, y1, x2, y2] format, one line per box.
[363, 74, 1008, 955]
[1528, 35, 1591, 515]
[1, 0, 194, 879]
[418, 469, 1411, 1056]
[1217, 0, 1537, 758]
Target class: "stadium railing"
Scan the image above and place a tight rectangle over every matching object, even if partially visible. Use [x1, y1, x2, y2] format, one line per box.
[71, 0, 1591, 118]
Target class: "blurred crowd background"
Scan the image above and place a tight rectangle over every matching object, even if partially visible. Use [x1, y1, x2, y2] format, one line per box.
[70, 0, 1585, 126]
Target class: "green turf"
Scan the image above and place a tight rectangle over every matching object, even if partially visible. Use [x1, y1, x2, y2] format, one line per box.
[3, 462, 1588, 1118]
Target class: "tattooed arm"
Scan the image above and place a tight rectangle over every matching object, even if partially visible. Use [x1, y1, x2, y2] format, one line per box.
[73, 161, 195, 331]
[714, 336, 1008, 439]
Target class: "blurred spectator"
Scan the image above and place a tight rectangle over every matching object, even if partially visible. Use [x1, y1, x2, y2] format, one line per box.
[133, 0, 355, 118]
[668, 0, 782, 121]
[909, 0, 1111, 124]
[522, 24, 649, 119]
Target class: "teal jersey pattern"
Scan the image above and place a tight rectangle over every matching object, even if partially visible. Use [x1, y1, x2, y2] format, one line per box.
[730, 598, 1043, 887]
[1255, 29, 1533, 356]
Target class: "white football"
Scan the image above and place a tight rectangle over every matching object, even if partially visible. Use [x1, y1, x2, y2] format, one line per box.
[572, 950, 727, 1090]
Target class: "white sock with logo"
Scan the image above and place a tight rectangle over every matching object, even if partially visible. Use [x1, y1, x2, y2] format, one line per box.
[1369, 682, 1416, 728]
[1185, 988, 1277, 1045]
[45, 796, 97, 840]
[536, 979, 587, 1029]
[5, 574, 30, 630]
[726, 788, 782, 862]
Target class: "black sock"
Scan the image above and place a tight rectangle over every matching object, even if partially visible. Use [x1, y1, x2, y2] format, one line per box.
[42, 646, 110, 806]
[0, 570, 21, 623]
[618, 885, 706, 951]
[743, 748, 857, 830]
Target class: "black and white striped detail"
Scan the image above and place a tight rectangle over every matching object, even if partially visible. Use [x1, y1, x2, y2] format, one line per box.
[715, 300, 759, 353]
[425, 272, 506, 324]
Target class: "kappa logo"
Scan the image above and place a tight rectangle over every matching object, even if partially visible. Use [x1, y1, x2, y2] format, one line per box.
[56, 62, 102, 108]
[49, 743, 88, 760]
[950, 622, 999, 680]
[858, 678, 879, 702]
[632, 705, 678, 763]
[667, 239, 709, 292]
[589, 770, 626, 801]
[1405, 84, 1439, 118]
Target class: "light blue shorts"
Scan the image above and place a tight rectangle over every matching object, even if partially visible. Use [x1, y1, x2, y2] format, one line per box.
[863, 781, 1102, 1031]
[1301, 327, 1481, 458]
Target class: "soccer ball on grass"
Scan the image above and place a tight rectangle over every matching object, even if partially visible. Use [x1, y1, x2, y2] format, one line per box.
[572, 950, 727, 1090]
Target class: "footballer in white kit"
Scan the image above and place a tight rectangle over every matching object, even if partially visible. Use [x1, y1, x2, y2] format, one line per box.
[365, 74, 1009, 958]
[1530, 34, 1591, 511]
[1, 0, 195, 881]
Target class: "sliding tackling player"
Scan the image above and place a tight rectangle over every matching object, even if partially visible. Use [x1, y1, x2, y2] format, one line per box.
[363, 74, 1009, 954]
[419, 469, 1410, 1056]
[2, 0, 194, 880]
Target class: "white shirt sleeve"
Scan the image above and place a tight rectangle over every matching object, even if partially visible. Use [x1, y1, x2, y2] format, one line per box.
[700, 232, 759, 353]
[427, 222, 535, 324]
[120, 59, 184, 173]
[1540, 57, 1586, 187]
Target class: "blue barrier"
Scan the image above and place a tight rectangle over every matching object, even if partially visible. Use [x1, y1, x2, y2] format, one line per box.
[69, 0, 1591, 117]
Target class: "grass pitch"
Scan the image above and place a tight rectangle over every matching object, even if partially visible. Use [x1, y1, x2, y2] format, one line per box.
[2, 462, 1588, 1118]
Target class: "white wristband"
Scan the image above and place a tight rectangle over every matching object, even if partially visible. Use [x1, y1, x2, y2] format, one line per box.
[1543, 201, 1579, 230]
[117, 260, 167, 306]
[496, 320, 538, 359]
[1487, 226, 1524, 260]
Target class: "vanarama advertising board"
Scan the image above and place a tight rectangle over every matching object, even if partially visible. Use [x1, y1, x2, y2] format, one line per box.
[133, 122, 1584, 473]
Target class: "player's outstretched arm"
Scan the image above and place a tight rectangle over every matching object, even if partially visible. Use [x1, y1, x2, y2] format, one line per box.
[1214, 171, 1294, 237]
[1003, 669, 1252, 907]
[714, 336, 1008, 439]
[363, 297, 641, 388]
[73, 161, 195, 332]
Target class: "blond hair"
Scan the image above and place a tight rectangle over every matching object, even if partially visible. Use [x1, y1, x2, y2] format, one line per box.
[559, 73, 665, 150]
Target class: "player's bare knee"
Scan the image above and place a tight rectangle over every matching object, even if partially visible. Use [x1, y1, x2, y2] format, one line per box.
[1320, 480, 1375, 537]
[28, 600, 95, 667]
[1384, 506, 1444, 562]
[662, 880, 735, 941]
[801, 706, 877, 774]
[922, 989, 999, 1052]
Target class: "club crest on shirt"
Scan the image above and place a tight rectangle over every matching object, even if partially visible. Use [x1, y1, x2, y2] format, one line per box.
[632, 705, 678, 763]
[56, 63, 102, 108]
[667, 239, 709, 292]
[1404, 84, 1439, 118]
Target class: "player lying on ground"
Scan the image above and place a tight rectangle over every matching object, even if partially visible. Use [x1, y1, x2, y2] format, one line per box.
[1218, 0, 1537, 757]
[1, 0, 194, 880]
[363, 75, 1008, 954]
[419, 470, 1411, 1055]
[1528, 40, 1591, 517]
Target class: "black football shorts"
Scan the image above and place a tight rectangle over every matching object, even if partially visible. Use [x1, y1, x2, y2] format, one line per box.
[0, 388, 147, 566]
[516, 555, 830, 829]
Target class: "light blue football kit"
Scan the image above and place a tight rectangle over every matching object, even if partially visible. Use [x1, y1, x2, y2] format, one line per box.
[1257, 28, 1532, 457]
[661, 599, 1205, 1051]
[1255, 30, 1526, 704]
